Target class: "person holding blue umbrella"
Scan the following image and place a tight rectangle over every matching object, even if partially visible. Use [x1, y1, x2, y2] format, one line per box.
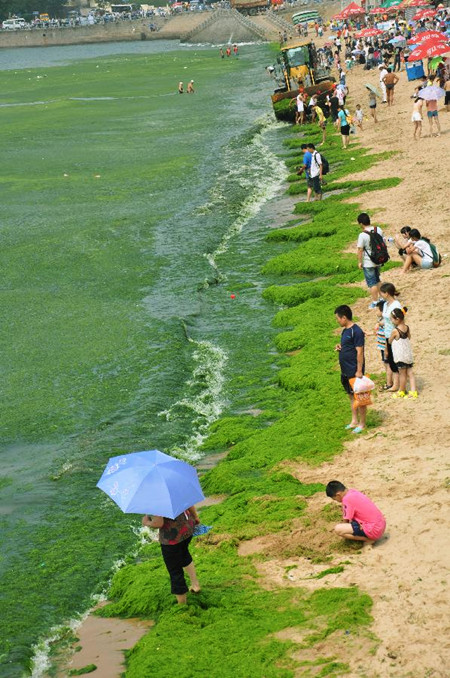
[97, 449, 205, 605]
[142, 507, 201, 605]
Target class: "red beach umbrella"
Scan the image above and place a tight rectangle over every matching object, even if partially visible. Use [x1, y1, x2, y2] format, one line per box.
[409, 31, 447, 44]
[356, 27, 384, 37]
[407, 0, 429, 6]
[340, 2, 365, 18]
[408, 40, 450, 60]
[413, 9, 437, 19]
[369, 6, 384, 13]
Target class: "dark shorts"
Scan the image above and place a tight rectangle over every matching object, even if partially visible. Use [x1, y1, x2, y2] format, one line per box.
[340, 124, 350, 136]
[396, 361, 413, 369]
[351, 520, 367, 538]
[380, 349, 389, 364]
[160, 536, 193, 595]
[307, 175, 322, 194]
[427, 110, 438, 118]
[445, 92, 450, 105]
[369, 103, 377, 109]
[363, 266, 380, 288]
[386, 340, 398, 373]
[341, 373, 354, 395]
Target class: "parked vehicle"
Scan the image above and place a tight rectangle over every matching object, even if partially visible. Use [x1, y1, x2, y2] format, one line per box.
[2, 18, 26, 30]
[271, 39, 335, 121]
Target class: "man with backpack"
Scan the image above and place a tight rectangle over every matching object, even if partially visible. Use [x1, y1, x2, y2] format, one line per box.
[306, 143, 330, 200]
[304, 143, 323, 201]
[357, 213, 389, 309]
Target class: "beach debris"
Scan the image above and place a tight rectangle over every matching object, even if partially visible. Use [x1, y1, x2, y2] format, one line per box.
[230, 294, 236, 299]
[94, 174, 101, 178]
[63, 173, 69, 177]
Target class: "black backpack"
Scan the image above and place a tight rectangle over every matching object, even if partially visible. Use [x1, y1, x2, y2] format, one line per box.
[313, 151, 330, 175]
[366, 227, 390, 266]
[321, 155, 330, 175]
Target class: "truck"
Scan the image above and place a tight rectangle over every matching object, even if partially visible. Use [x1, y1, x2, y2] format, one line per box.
[270, 39, 335, 121]
[230, 0, 270, 16]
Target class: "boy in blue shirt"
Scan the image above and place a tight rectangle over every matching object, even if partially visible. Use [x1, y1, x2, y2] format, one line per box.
[334, 304, 366, 434]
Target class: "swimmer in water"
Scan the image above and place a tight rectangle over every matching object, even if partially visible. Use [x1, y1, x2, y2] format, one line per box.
[187, 80, 195, 94]
[178, 81, 184, 94]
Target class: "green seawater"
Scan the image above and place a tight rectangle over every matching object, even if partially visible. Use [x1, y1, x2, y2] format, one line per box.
[0, 41, 292, 676]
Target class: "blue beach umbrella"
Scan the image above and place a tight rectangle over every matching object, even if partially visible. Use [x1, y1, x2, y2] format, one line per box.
[96, 449, 205, 519]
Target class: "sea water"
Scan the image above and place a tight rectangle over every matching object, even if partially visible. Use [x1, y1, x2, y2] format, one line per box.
[0, 40, 291, 676]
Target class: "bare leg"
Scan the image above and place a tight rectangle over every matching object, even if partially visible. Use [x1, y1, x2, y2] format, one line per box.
[335, 523, 375, 544]
[385, 362, 394, 388]
[357, 405, 367, 429]
[369, 283, 380, 303]
[406, 367, 417, 392]
[348, 394, 358, 427]
[176, 593, 187, 605]
[398, 367, 407, 392]
[306, 186, 312, 202]
[435, 116, 441, 136]
[184, 561, 200, 592]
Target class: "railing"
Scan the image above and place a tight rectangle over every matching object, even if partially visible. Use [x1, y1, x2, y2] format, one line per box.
[182, 7, 269, 43]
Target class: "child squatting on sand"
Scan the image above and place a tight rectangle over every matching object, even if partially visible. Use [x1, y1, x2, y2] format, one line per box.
[326, 481, 386, 545]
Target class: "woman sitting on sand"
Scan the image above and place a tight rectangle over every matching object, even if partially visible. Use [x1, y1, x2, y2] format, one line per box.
[401, 228, 434, 273]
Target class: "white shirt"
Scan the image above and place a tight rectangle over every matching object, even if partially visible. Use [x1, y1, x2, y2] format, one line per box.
[296, 94, 304, 112]
[379, 67, 388, 82]
[413, 239, 433, 260]
[357, 226, 384, 268]
[310, 151, 322, 178]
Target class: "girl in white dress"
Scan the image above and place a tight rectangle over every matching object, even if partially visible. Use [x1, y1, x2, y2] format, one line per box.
[389, 308, 418, 399]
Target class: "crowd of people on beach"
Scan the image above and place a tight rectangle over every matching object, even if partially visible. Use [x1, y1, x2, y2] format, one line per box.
[145, 6, 449, 604]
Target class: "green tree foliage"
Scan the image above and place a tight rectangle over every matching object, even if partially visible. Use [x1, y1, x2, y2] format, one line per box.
[1, 0, 68, 21]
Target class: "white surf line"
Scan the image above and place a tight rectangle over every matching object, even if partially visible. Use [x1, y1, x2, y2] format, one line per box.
[158, 336, 228, 462]
[202, 116, 289, 287]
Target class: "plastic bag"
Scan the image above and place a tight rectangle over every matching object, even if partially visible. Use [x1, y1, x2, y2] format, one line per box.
[352, 376, 375, 393]
[353, 390, 373, 408]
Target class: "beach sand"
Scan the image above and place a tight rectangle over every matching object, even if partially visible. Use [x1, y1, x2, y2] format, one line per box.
[242, 46, 450, 677]
[55, 40, 450, 678]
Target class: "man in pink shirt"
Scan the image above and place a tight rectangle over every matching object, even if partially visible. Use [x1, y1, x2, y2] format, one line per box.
[326, 480, 386, 545]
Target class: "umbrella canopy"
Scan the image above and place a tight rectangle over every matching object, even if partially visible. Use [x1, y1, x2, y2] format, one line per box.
[411, 30, 448, 42]
[340, 2, 365, 17]
[417, 84, 445, 100]
[408, 40, 450, 60]
[356, 27, 384, 37]
[407, 0, 430, 6]
[428, 55, 444, 69]
[413, 9, 437, 19]
[369, 6, 385, 13]
[96, 449, 205, 518]
[382, 0, 402, 7]
[389, 35, 407, 43]
[365, 83, 382, 97]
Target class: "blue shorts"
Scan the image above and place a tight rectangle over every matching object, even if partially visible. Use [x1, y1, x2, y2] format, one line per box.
[363, 266, 380, 288]
[420, 257, 433, 270]
[427, 110, 438, 118]
[351, 520, 367, 537]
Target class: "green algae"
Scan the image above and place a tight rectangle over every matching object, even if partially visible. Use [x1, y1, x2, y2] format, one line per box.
[91, 120, 400, 677]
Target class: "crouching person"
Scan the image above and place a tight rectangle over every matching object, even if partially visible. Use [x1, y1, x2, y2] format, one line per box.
[326, 480, 386, 545]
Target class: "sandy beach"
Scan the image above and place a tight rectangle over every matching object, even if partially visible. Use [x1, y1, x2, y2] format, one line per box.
[242, 42, 450, 677]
